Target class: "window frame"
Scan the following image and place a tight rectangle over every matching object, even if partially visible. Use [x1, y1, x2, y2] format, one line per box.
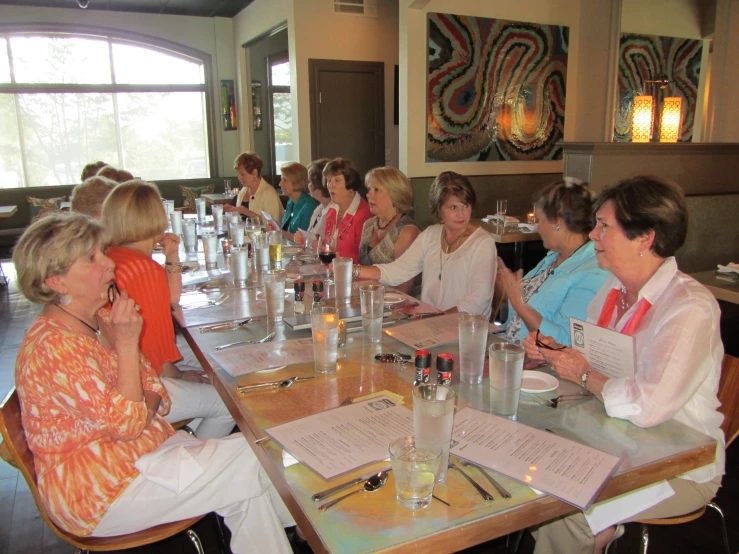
[266, 50, 290, 185]
[0, 23, 217, 187]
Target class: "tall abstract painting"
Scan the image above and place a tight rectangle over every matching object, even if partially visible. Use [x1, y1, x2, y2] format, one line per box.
[427, 13, 569, 162]
[614, 34, 703, 142]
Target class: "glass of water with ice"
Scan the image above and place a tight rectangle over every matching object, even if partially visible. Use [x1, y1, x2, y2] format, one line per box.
[488, 342, 525, 419]
[412, 384, 456, 483]
[389, 436, 442, 510]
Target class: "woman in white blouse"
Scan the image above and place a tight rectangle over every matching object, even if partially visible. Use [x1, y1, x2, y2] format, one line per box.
[294, 158, 331, 245]
[525, 176, 724, 554]
[354, 171, 496, 318]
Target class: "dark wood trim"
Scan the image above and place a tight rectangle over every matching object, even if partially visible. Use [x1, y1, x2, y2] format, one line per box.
[308, 59, 385, 166]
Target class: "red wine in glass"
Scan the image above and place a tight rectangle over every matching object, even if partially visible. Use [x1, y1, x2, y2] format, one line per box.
[318, 250, 337, 265]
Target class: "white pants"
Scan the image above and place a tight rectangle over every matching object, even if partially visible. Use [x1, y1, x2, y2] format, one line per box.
[162, 376, 234, 439]
[93, 432, 295, 554]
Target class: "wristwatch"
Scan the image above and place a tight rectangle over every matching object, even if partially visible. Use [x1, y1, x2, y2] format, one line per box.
[581, 368, 593, 390]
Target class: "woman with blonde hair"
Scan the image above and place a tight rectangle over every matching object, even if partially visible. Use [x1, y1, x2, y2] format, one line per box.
[12, 213, 296, 552]
[102, 180, 234, 439]
[359, 166, 420, 295]
[279, 162, 318, 240]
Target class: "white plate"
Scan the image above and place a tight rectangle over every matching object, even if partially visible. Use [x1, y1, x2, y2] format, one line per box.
[521, 371, 559, 393]
[283, 246, 303, 255]
[383, 293, 404, 305]
[256, 290, 293, 300]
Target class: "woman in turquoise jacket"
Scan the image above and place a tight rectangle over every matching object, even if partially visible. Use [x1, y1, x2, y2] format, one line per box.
[279, 162, 319, 240]
[499, 180, 610, 345]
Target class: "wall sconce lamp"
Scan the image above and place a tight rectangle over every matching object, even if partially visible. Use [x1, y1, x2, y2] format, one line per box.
[659, 96, 682, 142]
[631, 96, 654, 143]
[631, 75, 683, 143]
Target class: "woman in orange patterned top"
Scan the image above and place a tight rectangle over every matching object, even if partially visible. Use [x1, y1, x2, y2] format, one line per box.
[102, 180, 234, 439]
[13, 213, 295, 551]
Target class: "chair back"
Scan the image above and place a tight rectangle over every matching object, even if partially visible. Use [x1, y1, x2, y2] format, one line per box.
[718, 354, 739, 447]
[490, 266, 507, 323]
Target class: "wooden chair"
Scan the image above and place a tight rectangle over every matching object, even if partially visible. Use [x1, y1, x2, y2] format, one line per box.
[490, 265, 508, 324]
[0, 389, 206, 553]
[635, 353, 739, 554]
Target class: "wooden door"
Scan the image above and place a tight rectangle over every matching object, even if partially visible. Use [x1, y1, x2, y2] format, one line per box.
[309, 59, 385, 177]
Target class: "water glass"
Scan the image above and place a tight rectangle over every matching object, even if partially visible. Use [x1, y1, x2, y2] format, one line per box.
[253, 232, 270, 272]
[496, 199, 508, 220]
[360, 285, 384, 342]
[226, 212, 240, 227]
[458, 314, 489, 384]
[488, 342, 525, 419]
[229, 222, 245, 246]
[170, 210, 183, 237]
[333, 257, 353, 304]
[388, 436, 442, 510]
[224, 179, 231, 195]
[201, 231, 218, 269]
[310, 306, 339, 374]
[263, 270, 286, 322]
[212, 204, 224, 231]
[195, 197, 207, 223]
[162, 200, 175, 230]
[231, 245, 249, 287]
[413, 384, 456, 483]
[268, 230, 283, 270]
[182, 219, 197, 253]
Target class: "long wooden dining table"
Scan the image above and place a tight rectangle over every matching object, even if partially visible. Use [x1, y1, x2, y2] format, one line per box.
[173, 248, 717, 554]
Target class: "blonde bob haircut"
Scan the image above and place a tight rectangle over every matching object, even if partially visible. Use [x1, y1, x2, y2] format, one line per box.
[13, 212, 108, 305]
[365, 167, 414, 215]
[71, 176, 118, 218]
[280, 162, 309, 193]
[102, 180, 168, 245]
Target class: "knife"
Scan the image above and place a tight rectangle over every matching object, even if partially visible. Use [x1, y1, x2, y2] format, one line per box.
[312, 466, 393, 502]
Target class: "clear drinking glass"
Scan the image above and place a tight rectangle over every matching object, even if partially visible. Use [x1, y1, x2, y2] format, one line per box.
[389, 436, 442, 510]
[231, 245, 249, 287]
[263, 270, 286, 322]
[212, 204, 224, 232]
[360, 284, 385, 342]
[170, 210, 183, 237]
[162, 200, 175, 230]
[496, 199, 508, 221]
[224, 179, 231, 195]
[488, 342, 526, 419]
[458, 314, 489, 384]
[333, 257, 353, 305]
[253, 232, 270, 273]
[310, 306, 339, 374]
[195, 197, 207, 223]
[413, 384, 456, 483]
[268, 230, 283, 270]
[182, 219, 197, 253]
[201, 231, 218, 269]
[229, 222, 245, 246]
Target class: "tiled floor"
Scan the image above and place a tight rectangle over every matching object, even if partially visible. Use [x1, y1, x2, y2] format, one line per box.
[1, 260, 738, 554]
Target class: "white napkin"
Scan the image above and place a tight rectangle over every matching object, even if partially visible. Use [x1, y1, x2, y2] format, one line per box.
[717, 263, 739, 275]
[583, 480, 675, 534]
[518, 224, 538, 232]
[484, 215, 520, 224]
[134, 432, 205, 493]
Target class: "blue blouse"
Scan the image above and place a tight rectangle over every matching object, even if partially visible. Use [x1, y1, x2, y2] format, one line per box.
[281, 192, 319, 233]
[504, 241, 610, 345]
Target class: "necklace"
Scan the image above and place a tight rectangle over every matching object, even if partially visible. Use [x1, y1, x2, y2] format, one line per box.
[56, 304, 100, 336]
[438, 225, 471, 280]
[619, 286, 631, 313]
[375, 213, 399, 231]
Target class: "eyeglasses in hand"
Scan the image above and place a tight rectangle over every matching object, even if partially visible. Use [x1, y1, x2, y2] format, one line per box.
[535, 329, 567, 351]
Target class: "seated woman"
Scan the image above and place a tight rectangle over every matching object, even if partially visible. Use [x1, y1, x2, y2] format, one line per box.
[355, 171, 496, 317]
[80, 160, 109, 182]
[70, 175, 118, 219]
[294, 158, 331, 245]
[499, 179, 610, 345]
[224, 152, 284, 226]
[359, 167, 420, 296]
[102, 181, 234, 439]
[279, 162, 318, 240]
[322, 158, 372, 263]
[13, 213, 295, 551]
[96, 165, 134, 183]
[525, 176, 724, 554]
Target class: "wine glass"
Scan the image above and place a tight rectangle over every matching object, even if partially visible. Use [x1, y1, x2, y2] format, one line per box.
[318, 237, 337, 285]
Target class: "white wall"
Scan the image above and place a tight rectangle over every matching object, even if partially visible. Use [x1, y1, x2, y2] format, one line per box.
[291, 0, 400, 167]
[0, 5, 239, 177]
[621, 0, 704, 38]
[399, 0, 581, 177]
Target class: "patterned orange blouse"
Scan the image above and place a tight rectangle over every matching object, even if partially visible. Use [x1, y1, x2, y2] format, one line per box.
[15, 314, 174, 537]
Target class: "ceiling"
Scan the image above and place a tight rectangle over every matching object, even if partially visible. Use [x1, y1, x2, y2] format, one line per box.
[0, 0, 255, 18]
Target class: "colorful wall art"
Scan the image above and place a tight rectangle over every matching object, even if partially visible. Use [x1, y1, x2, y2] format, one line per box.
[614, 34, 703, 142]
[427, 13, 569, 163]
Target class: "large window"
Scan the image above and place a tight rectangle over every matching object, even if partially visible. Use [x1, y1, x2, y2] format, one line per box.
[268, 54, 293, 177]
[0, 32, 211, 188]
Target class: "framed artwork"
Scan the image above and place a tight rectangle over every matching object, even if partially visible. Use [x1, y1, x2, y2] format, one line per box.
[252, 81, 263, 131]
[614, 34, 703, 143]
[220, 79, 237, 131]
[427, 13, 569, 162]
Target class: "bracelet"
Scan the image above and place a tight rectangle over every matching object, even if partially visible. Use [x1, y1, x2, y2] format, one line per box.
[581, 368, 593, 390]
[352, 265, 362, 280]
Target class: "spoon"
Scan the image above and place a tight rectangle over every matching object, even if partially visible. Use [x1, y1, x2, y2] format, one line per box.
[317, 471, 389, 510]
[215, 331, 276, 350]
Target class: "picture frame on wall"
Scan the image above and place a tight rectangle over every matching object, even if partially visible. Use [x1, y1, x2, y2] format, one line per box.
[220, 79, 237, 131]
[252, 81, 263, 131]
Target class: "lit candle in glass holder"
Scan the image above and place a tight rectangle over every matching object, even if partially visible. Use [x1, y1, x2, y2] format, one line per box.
[527, 212, 536, 225]
[221, 238, 231, 257]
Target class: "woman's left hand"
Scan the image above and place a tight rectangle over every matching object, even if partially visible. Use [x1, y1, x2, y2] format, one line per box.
[159, 233, 181, 259]
[538, 344, 592, 385]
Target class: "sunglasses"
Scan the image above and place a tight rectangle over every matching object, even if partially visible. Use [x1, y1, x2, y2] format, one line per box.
[535, 329, 567, 351]
[108, 282, 121, 305]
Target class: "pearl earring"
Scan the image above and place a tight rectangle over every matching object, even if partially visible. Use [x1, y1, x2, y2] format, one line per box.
[555, 225, 560, 231]
[59, 294, 72, 305]
[639, 250, 644, 257]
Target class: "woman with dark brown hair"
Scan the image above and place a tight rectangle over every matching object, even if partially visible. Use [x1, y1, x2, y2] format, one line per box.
[355, 171, 496, 316]
[224, 152, 284, 225]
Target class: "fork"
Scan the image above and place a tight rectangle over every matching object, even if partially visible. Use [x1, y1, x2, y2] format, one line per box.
[199, 319, 252, 333]
[214, 331, 276, 351]
[459, 460, 512, 498]
[448, 462, 494, 501]
[182, 293, 229, 310]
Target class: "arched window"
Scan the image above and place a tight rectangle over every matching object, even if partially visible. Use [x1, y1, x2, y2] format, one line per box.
[0, 29, 213, 188]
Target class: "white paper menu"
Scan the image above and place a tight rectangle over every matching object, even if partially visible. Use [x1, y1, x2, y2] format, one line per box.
[450, 407, 621, 510]
[384, 313, 498, 349]
[265, 396, 414, 481]
[210, 338, 316, 376]
[569, 318, 636, 380]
